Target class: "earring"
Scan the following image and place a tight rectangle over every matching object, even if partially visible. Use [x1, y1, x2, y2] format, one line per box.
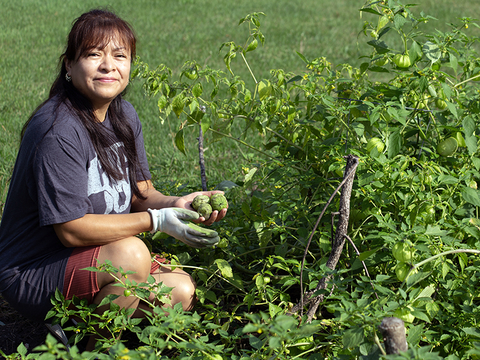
[65, 73, 72, 82]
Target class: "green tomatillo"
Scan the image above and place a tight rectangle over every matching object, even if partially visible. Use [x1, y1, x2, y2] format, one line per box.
[393, 53, 411, 69]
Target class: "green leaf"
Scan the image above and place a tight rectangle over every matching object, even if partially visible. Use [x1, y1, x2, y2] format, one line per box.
[243, 323, 257, 333]
[410, 41, 423, 62]
[358, 248, 380, 261]
[215, 258, 233, 279]
[407, 325, 425, 345]
[426, 302, 440, 319]
[465, 135, 477, 155]
[442, 261, 450, 279]
[449, 53, 458, 73]
[446, 101, 458, 118]
[201, 116, 211, 134]
[249, 335, 265, 350]
[406, 271, 430, 288]
[418, 76, 429, 93]
[462, 186, 480, 207]
[244, 167, 258, 184]
[463, 116, 476, 136]
[388, 130, 401, 158]
[351, 122, 365, 137]
[192, 83, 203, 98]
[157, 95, 168, 111]
[224, 52, 236, 76]
[359, 8, 382, 16]
[99, 294, 119, 307]
[413, 285, 435, 301]
[422, 41, 441, 63]
[17, 343, 28, 356]
[268, 336, 282, 349]
[296, 51, 308, 63]
[360, 62, 369, 74]
[241, 201, 250, 216]
[425, 225, 447, 236]
[258, 81, 272, 100]
[343, 326, 364, 348]
[268, 302, 283, 318]
[463, 327, 480, 338]
[288, 75, 304, 83]
[172, 94, 185, 118]
[437, 175, 459, 184]
[366, 40, 389, 54]
[174, 128, 186, 155]
[411, 309, 430, 322]
[195, 286, 207, 303]
[393, 13, 408, 29]
[473, 157, 480, 170]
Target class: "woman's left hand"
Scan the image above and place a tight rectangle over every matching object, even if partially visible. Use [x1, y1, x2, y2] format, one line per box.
[173, 191, 228, 226]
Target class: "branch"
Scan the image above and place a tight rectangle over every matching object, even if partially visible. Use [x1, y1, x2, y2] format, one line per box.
[288, 155, 359, 319]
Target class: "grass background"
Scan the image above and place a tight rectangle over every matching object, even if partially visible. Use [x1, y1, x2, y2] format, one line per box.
[1, 0, 479, 211]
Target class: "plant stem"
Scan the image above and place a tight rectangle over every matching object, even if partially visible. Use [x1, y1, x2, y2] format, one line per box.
[241, 52, 258, 85]
[413, 249, 480, 270]
[374, 330, 387, 356]
[454, 74, 480, 88]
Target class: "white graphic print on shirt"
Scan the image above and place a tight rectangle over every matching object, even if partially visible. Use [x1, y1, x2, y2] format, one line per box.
[87, 143, 131, 214]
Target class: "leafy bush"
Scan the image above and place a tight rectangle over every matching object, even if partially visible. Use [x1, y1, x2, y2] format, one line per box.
[5, 1, 480, 359]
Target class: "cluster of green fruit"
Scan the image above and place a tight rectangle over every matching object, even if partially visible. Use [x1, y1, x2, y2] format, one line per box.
[192, 193, 228, 220]
[392, 240, 416, 282]
[392, 240, 417, 323]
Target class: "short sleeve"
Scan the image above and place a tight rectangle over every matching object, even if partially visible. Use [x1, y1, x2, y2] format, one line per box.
[34, 131, 91, 226]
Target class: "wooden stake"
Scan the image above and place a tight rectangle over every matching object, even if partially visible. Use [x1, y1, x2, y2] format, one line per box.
[378, 317, 408, 354]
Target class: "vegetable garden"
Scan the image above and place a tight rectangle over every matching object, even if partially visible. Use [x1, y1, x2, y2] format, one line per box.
[3, 0, 480, 358]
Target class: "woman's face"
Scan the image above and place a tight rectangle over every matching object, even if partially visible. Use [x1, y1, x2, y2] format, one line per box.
[65, 36, 131, 118]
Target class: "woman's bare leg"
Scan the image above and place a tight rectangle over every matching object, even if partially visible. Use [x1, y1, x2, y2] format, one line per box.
[135, 265, 197, 317]
[78, 238, 196, 350]
[85, 236, 152, 350]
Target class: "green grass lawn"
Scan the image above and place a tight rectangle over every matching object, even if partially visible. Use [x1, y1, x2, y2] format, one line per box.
[1, 0, 479, 210]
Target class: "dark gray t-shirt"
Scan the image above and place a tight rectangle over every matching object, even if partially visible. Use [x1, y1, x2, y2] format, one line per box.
[0, 97, 151, 321]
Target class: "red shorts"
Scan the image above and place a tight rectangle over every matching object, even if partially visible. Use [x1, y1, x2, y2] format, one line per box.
[62, 246, 166, 303]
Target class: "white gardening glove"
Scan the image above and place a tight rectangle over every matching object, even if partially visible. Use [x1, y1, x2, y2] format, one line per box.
[147, 208, 220, 248]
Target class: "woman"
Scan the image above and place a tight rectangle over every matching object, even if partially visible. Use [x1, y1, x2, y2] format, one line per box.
[0, 8, 226, 348]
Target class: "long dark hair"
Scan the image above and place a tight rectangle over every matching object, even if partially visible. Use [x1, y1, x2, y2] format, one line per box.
[22, 9, 146, 200]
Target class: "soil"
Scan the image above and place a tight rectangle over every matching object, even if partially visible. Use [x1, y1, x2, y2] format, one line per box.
[0, 294, 49, 357]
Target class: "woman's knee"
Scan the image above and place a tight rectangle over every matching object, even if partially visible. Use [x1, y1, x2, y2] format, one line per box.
[97, 237, 152, 285]
[159, 267, 197, 311]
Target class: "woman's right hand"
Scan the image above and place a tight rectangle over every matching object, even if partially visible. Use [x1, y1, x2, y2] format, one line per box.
[147, 208, 220, 248]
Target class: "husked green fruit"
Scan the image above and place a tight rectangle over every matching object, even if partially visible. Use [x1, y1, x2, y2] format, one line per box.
[393, 54, 411, 68]
[392, 241, 415, 262]
[210, 194, 228, 211]
[436, 137, 458, 157]
[197, 203, 213, 220]
[395, 262, 411, 281]
[192, 195, 210, 210]
[367, 137, 385, 154]
[395, 261, 417, 281]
